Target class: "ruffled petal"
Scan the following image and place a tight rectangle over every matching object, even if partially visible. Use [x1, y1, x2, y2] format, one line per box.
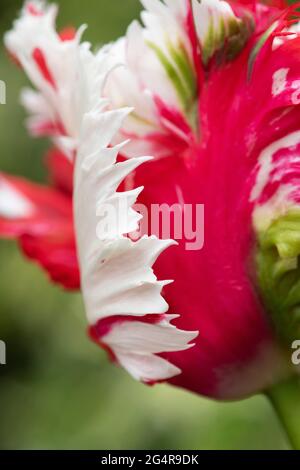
[74, 95, 198, 383]
[4, 1, 116, 158]
[45, 147, 73, 195]
[105, 0, 200, 159]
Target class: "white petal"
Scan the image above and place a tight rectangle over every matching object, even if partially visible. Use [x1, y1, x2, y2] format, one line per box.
[102, 316, 197, 382]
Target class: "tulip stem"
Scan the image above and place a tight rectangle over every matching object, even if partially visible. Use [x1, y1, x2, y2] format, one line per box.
[267, 376, 300, 450]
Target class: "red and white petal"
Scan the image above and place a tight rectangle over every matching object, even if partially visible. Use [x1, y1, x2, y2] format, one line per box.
[20, 88, 60, 137]
[93, 315, 196, 382]
[0, 173, 79, 289]
[194, 0, 258, 67]
[105, 0, 199, 159]
[192, 0, 242, 63]
[0, 175, 35, 223]
[74, 98, 198, 383]
[249, 133, 300, 353]
[251, 131, 300, 231]
[272, 17, 300, 50]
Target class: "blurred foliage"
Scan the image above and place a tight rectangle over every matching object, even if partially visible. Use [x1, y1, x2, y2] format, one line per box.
[0, 0, 289, 450]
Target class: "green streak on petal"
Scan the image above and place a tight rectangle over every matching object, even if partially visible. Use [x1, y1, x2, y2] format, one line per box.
[147, 40, 198, 134]
[202, 13, 254, 66]
[247, 21, 278, 82]
[167, 41, 197, 108]
[146, 40, 190, 111]
[168, 42, 199, 134]
[256, 209, 300, 344]
[226, 17, 253, 62]
[202, 18, 215, 66]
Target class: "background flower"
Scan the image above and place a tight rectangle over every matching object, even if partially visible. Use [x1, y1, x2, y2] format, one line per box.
[0, 0, 296, 447]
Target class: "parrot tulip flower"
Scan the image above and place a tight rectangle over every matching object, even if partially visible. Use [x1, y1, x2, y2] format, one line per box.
[3, 0, 300, 449]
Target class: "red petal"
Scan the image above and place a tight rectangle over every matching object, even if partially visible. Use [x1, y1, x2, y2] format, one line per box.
[26, 3, 43, 16]
[128, 31, 300, 397]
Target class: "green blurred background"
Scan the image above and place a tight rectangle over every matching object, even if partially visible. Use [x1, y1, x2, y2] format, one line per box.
[0, 0, 289, 450]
